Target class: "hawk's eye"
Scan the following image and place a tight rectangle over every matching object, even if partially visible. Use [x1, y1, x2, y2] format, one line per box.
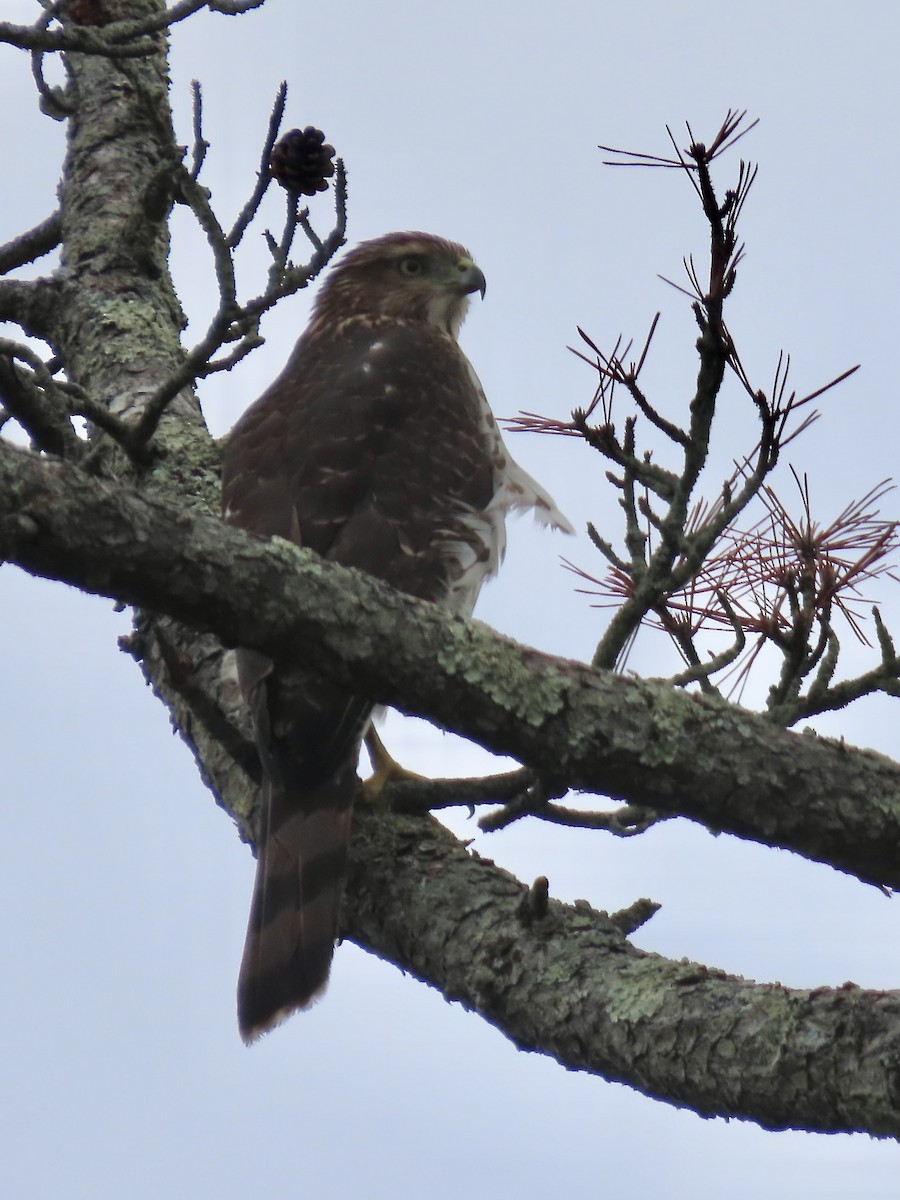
[398, 256, 425, 277]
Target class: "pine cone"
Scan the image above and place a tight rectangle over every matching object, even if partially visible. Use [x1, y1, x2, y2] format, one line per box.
[269, 128, 336, 196]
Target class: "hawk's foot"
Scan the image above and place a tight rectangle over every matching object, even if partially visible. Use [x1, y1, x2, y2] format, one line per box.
[362, 727, 428, 800]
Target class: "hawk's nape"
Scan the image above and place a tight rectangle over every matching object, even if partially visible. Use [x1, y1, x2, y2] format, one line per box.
[221, 231, 572, 1042]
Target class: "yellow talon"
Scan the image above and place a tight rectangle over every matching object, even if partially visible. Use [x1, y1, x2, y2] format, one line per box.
[363, 727, 428, 798]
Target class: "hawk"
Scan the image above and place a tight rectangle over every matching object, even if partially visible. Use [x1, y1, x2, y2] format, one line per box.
[221, 231, 572, 1042]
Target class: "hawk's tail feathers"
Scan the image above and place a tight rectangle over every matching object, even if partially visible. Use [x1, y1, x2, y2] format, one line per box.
[237, 769, 355, 1044]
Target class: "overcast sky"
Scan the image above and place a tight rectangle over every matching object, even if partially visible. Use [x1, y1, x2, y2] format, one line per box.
[2, 2, 900, 1196]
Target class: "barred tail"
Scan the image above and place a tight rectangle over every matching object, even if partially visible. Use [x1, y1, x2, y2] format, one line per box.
[237, 765, 356, 1043]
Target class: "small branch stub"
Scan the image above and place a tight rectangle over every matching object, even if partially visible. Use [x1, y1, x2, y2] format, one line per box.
[518, 876, 550, 923]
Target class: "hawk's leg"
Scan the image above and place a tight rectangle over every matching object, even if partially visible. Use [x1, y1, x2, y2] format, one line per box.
[363, 726, 428, 797]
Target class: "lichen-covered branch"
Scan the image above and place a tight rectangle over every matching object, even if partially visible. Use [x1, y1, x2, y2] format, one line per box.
[347, 805, 900, 1138]
[0, 211, 61, 275]
[1, 438, 900, 895]
[0, 278, 61, 342]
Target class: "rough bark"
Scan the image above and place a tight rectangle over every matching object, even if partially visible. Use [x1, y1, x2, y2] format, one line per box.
[347, 807, 900, 1138]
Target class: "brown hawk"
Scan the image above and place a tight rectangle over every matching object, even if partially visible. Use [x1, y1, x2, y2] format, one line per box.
[221, 231, 572, 1042]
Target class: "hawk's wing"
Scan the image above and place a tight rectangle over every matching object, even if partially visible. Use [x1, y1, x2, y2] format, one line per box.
[224, 320, 497, 595]
[222, 319, 497, 1040]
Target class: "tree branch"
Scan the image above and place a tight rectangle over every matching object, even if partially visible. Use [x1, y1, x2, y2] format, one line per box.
[0, 1, 265, 55]
[346, 805, 900, 1138]
[1, 439, 899, 893]
[0, 347, 82, 459]
[0, 211, 61, 275]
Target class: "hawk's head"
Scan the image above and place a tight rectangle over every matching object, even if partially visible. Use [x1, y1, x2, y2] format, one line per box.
[310, 232, 486, 339]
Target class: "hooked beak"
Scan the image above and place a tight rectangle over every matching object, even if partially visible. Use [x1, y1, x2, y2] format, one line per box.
[456, 258, 487, 299]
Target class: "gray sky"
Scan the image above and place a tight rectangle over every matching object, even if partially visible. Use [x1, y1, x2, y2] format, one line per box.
[2, 1, 900, 1196]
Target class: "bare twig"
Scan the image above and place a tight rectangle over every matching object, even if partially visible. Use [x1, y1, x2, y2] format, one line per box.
[599, 110, 759, 171]
[378, 768, 537, 814]
[608, 897, 662, 935]
[127, 158, 346, 451]
[0, 211, 61, 275]
[0, 341, 82, 459]
[30, 6, 76, 118]
[188, 79, 209, 180]
[533, 801, 668, 837]
[226, 81, 287, 249]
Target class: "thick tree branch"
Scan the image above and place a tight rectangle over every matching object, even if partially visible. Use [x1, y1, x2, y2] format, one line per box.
[1, 439, 899, 893]
[346, 805, 900, 1138]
